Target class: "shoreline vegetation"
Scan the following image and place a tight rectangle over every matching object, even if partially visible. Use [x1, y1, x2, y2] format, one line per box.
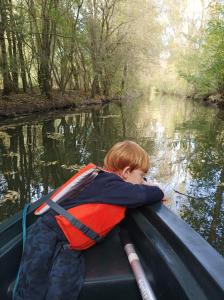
[0, 91, 128, 118]
[159, 89, 224, 109]
[0, 89, 223, 119]
[201, 93, 224, 109]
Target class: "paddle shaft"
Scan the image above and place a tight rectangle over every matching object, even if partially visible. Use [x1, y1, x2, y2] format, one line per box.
[124, 243, 157, 300]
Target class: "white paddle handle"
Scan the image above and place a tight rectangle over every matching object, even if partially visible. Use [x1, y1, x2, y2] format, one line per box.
[124, 243, 157, 300]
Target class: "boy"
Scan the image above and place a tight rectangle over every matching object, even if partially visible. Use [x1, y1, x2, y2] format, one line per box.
[15, 140, 164, 300]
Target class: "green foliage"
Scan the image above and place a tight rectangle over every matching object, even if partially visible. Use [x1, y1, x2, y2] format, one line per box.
[179, 1, 224, 97]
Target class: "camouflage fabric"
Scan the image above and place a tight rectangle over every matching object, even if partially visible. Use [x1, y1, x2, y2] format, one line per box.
[14, 217, 85, 300]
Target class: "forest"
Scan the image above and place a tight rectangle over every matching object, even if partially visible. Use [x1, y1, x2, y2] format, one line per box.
[0, 0, 223, 106]
[0, 0, 162, 99]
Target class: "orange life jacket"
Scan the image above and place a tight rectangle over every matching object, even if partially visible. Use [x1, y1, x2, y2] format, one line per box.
[35, 164, 126, 250]
[56, 203, 126, 250]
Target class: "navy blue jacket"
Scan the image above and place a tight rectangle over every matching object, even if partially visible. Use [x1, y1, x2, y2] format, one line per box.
[62, 171, 164, 209]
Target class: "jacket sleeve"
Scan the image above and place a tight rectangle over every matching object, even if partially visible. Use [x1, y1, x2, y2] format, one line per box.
[75, 173, 164, 208]
[101, 179, 164, 208]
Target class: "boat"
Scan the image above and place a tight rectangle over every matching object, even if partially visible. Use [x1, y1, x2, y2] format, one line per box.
[0, 193, 224, 300]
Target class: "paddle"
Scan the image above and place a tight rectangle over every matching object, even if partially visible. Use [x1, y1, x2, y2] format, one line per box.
[120, 228, 157, 300]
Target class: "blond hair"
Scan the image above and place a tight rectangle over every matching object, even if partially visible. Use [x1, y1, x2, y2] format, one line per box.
[104, 140, 149, 173]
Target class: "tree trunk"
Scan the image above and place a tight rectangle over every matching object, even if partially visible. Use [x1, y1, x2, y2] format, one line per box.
[208, 170, 224, 246]
[90, 1, 101, 98]
[17, 35, 27, 92]
[8, 0, 18, 92]
[12, 32, 19, 92]
[121, 63, 128, 91]
[91, 74, 100, 98]
[103, 77, 110, 96]
[38, 1, 52, 98]
[0, 0, 12, 95]
[39, 32, 51, 96]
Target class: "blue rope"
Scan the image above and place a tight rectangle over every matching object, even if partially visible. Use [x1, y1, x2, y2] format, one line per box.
[12, 203, 30, 299]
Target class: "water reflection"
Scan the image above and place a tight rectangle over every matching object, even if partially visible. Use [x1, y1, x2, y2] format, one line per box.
[0, 105, 131, 221]
[0, 94, 223, 255]
[176, 110, 224, 253]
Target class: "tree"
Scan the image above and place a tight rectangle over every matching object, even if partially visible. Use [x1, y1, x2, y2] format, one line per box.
[0, 0, 12, 95]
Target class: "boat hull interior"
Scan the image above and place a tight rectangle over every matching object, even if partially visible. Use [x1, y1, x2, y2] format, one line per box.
[1, 195, 224, 300]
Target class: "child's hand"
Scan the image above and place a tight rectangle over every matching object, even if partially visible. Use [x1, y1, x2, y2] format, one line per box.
[143, 181, 170, 204]
[161, 197, 170, 205]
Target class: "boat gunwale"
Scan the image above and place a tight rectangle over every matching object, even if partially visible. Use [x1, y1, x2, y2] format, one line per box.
[140, 204, 224, 292]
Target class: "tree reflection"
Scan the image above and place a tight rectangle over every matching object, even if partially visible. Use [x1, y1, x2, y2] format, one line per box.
[179, 111, 224, 255]
[0, 103, 136, 222]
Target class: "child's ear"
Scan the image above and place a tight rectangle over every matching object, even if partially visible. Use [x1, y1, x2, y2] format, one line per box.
[121, 166, 131, 180]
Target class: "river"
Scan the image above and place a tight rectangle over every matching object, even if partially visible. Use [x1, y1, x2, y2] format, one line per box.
[0, 92, 223, 255]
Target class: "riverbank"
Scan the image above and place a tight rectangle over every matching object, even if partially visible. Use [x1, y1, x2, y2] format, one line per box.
[202, 93, 224, 109]
[153, 85, 224, 109]
[160, 91, 224, 109]
[0, 92, 124, 118]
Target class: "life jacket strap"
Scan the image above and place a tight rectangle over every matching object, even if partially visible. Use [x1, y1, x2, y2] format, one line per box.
[46, 199, 103, 244]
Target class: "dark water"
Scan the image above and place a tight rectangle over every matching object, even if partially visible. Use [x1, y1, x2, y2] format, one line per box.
[0, 93, 223, 256]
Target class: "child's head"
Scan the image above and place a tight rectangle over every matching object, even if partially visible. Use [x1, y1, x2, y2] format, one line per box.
[104, 140, 149, 184]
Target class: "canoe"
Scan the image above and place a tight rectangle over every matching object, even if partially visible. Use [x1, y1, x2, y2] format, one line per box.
[0, 194, 224, 300]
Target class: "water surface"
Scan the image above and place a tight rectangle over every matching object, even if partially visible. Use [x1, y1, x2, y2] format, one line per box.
[0, 93, 223, 255]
